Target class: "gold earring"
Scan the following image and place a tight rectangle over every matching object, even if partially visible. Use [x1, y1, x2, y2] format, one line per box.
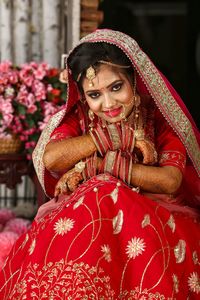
[132, 71, 141, 118]
[133, 94, 141, 108]
[120, 104, 127, 121]
[88, 109, 95, 127]
[59, 69, 68, 83]
[86, 66, 96, 87]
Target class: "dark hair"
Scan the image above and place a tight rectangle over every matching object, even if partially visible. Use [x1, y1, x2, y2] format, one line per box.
[67, 42, 133, 83]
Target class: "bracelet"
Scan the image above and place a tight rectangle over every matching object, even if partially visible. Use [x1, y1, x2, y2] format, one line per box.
[104, 151, 118, 174]
[119, 153, 133, 185]
[89, 125, 110, 156]
[106, 123, 122, 150]
[75, 161, 86, 173]
[82, 152, 97, 180]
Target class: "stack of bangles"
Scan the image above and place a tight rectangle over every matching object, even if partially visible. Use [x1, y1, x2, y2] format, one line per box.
[100, 150, 133, 186]
[89, 123, 121, 155]
[75, 151, 140, 192]
[77, 152, 97, 181]
[89, 122, 136, 155]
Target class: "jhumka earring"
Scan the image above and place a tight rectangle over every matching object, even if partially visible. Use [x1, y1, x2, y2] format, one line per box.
[88, 109, 95, 127]
[120, 104, 127, 121]
[132, 73, 144, 140]
[86, 66, 96, 87]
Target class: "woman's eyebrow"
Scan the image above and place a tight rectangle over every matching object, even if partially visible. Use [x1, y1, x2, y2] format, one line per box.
[85, 80, 123, 93]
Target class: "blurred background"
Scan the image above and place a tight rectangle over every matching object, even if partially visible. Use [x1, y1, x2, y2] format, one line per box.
[99, 0, 200, 128]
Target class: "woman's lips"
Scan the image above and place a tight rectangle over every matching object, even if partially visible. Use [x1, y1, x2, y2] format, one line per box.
[103, 107, 123, 118]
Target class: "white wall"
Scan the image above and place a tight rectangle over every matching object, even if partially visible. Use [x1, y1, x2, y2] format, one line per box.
[0, 0, 80, 67]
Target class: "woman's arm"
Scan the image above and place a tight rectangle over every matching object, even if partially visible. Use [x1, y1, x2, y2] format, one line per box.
[130, 164, 182, 194]
[43, 134, 97, 172]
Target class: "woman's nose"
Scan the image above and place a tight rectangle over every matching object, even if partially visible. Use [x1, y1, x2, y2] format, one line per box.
[103, 94, 116, 109]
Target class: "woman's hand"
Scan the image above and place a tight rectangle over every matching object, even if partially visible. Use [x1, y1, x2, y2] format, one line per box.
[135, 139, 157, 165]
[54, 168, 83, 197]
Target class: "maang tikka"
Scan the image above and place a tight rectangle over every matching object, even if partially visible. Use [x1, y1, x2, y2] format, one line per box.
[86, 66, 96, 87]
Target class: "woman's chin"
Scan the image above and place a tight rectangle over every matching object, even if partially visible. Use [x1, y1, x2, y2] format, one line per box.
[102, 115, 124, 123]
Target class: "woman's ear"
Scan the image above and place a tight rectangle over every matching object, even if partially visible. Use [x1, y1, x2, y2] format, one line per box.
[59, 69, 68, 83]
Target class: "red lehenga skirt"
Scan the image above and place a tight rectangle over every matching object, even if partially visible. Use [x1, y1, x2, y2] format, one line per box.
[0, 174, 199, 299]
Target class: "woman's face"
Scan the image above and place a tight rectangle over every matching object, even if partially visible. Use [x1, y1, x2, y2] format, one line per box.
[82, 64, 134, 123]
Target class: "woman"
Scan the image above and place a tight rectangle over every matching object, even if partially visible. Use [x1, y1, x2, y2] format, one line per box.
[0, 29, 199, 299]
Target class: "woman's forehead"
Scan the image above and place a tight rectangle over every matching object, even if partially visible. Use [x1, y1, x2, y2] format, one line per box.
[82, 64, 128, 91]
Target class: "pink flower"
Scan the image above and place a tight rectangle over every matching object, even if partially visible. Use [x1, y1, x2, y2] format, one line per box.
[2, 114, 14, 127]
[33, 66, 46, 80]
[39, 62, 50, 70]
[25, 141, 36, 149]
[17, 85, 29, 105]
[32, 80, 46, 101]
[0, 231, 19, 270]
[4, 218, 31, 236]
[0, 74, 8, 85]
[43, 101, 57, 116]
[0, 60, 66, 158]
[0, 85, 5, 93]
[0, 61, 12, 72]
[27, 104, 37, 114]
[29, 61, 38, 69]
[0, 97, 13, 114]
[26, 93, 36, 107]
[8, 71, 18, 84]
[0, 209, 15, 226]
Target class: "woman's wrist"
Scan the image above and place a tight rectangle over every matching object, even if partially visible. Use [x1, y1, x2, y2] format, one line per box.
[44, 134, 97, 172]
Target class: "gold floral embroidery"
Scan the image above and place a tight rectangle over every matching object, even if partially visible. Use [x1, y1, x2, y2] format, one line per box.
[174, 239, 186, 263]
[1, 179, 198, 299]
[126, 237, 146, 259]
[73, 195, 85, 209]
[28, 238, 36, 255]
[159, 150, 186, 171]
[32, 108, 66, 194]
[9, 260, 115, 299]
[110, 186, 119, 204]
[192, 250, 199, 265]
[172, 274, 179, 293]
[101, 245, 112, 262]
[188, 272, 200, 294]
[120, 286, 167, 299]
[167, 215, 176, 233]
[141, 214, 150, 228]
[21, 233, 29, 249]
[112, 209, 123, 234]
[54, 217, 75, 236]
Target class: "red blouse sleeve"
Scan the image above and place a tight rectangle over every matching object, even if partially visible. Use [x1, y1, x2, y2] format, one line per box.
[155, 108, 186, 174]
[50, 106, 82, 141]
[44, 107, 82, 198]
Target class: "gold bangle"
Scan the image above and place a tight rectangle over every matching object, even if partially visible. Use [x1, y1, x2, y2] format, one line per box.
[75, 161, 86, 173]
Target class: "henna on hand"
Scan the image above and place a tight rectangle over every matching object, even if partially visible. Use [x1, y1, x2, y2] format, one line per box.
[135, 139, 157, 165]
[54, 168, 83, 197]
[67, 172, 83, 192]
[54, 173, 69, 197]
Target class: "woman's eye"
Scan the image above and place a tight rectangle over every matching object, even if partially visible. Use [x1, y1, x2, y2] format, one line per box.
[88, 92, 100, 99]
[112, 83, 122, 91]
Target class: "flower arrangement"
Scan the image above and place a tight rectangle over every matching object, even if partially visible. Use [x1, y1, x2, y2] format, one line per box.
[0, 61, 66, 158]
[0, 208, 31, 270]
